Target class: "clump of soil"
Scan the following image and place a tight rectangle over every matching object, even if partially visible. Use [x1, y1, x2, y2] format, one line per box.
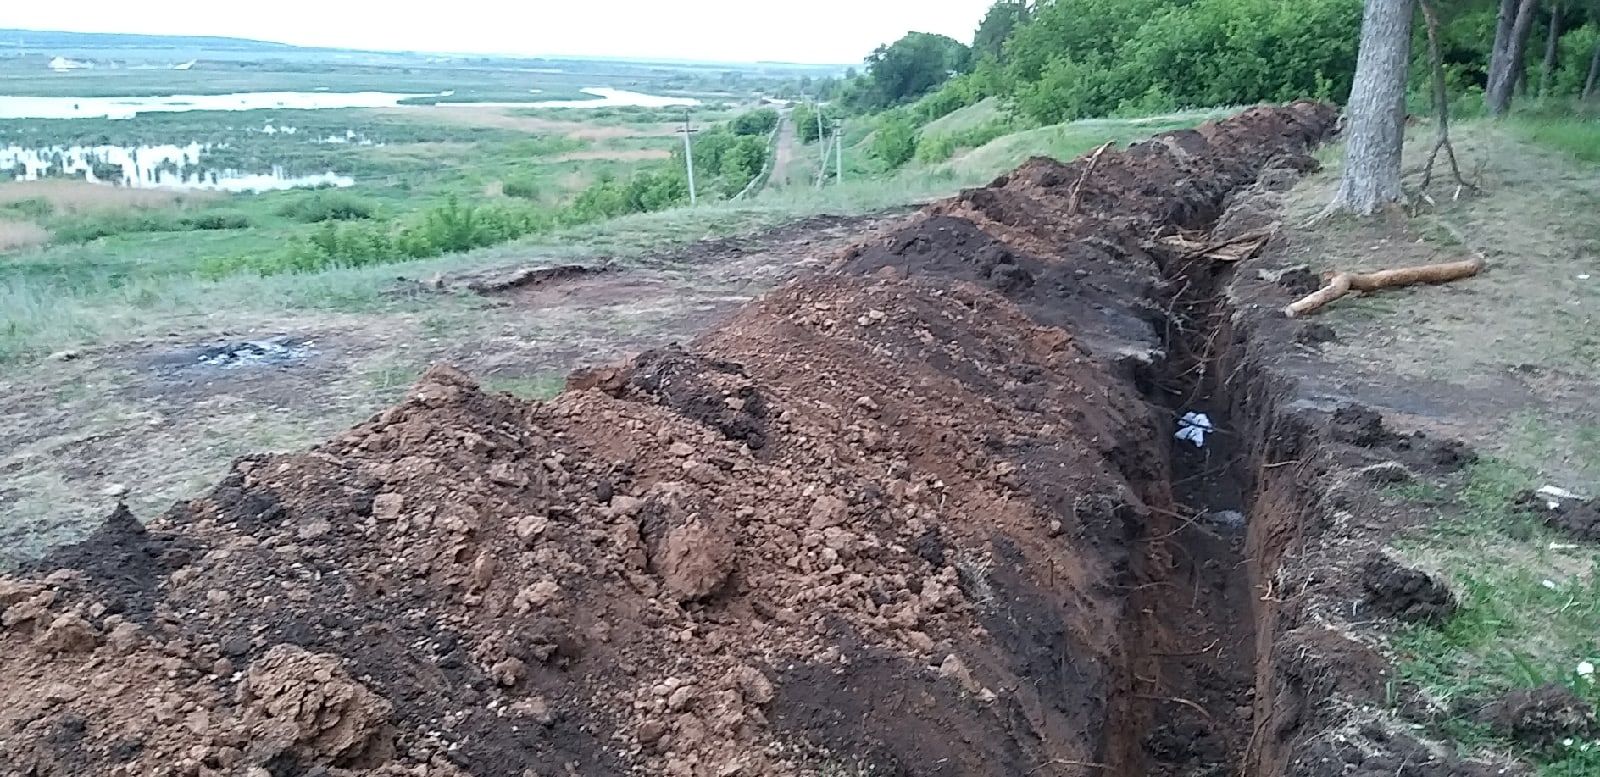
[1360, 554, 1458, 624]
[1514, 490, 1600, 541]
[0, 103, 1340, 777]
[1328, 403, 1475, 472]
[1478, 684, 1597, 748]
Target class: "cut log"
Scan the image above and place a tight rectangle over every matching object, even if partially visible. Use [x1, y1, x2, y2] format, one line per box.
[1283, 256, 1485, 318]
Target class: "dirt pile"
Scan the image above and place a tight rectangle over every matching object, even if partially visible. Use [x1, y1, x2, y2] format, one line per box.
[1, 103, 1337, 777]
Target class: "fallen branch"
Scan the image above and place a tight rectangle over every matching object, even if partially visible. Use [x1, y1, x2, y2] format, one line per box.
[1066, 141, 1115, 217]
[1283, 256, 1485, 318]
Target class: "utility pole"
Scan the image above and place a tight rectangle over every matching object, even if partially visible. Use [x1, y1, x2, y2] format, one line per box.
[814, 100, 829, 188]
[681, 109, 698, 206]
[833, 120, 843, 184]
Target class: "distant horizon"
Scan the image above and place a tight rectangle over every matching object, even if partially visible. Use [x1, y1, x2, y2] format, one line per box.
[0, 27, 857, 69]
[0, 1, 994, 66]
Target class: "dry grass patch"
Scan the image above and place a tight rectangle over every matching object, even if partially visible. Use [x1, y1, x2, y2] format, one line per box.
[370, 106, 679, 139]
[0, 180, 221, 214]
[553, 148, 672, 162]
[0, 219, 48, 251]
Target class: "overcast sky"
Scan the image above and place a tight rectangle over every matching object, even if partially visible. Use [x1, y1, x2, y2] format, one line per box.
[3, 1, 997, 64]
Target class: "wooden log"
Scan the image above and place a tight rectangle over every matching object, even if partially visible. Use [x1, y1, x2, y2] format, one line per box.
[1282, 256, 1484, 318]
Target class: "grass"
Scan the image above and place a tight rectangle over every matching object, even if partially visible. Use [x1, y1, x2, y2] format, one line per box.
[0, 108, 1266, 365]
[918, 97, 1005, 136]
[483, 372, 566, 400]
[1387, 457, 1600, 774]
[1509, 116, 1600, 164]
[949, 108, 1234, 174]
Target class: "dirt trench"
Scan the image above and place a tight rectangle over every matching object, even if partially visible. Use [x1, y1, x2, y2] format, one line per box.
[0, 102, 1476, 777]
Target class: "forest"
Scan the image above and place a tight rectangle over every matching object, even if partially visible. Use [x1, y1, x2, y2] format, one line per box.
[818, 0, 1597, 127]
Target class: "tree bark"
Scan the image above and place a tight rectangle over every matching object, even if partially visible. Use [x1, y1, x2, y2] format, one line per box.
[1487, 0, 1541, 115]
[1586, 38, 1600, 99]
[1539, 2, 1561, 98]
[1328, 0, 1416, 216]
[1488, 0, 1520, 98]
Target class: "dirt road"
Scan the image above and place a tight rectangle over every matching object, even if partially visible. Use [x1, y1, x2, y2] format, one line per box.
[766, 108, 799, 188]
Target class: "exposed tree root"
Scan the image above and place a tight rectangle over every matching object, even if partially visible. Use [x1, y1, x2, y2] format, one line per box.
[1283, 256, 1485, 318]
[1066, 141, 1116, 216]
[1159, 229, 1276, 262]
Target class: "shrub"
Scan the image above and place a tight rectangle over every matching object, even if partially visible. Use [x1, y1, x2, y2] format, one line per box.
[730, 108, 780, 136]
[871, 117, 918, 169]
[501, 177, 541, 200]
[275, 191, 377, 223]
[52, 211, 183, 243]
[182, 212, 252, 231]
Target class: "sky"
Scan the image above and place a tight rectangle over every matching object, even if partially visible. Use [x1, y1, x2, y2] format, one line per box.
[2, 1, 997, 65]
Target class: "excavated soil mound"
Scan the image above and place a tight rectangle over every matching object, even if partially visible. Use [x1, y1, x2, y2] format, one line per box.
[0, 103, 1336, 777]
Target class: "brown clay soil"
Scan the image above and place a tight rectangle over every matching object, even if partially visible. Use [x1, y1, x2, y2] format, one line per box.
[3, 102, 1521, 777]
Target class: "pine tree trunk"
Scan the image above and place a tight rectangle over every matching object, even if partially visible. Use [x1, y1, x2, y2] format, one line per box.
[1487, 0, 1520, 101]
[1487, 0, 1542, 115]
[1329, 0, 1416, 216]
[1539, 2, 1561, 97]
[1586, 39, 1600, 99]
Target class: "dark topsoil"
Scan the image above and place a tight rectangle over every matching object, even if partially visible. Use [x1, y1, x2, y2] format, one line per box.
[0, 102, 1487, 777]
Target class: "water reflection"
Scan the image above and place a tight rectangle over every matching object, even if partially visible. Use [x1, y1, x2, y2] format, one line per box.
[0, 88, 701, 119]
[0, 92, 434, 119]
[0, 144, 354, 192]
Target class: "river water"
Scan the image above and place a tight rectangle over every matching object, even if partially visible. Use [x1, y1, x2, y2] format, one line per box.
[0, 87, 701, 119]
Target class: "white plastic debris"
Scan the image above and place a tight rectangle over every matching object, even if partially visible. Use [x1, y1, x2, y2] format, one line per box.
[1542, 579, 1559, 590]
[1578, 661, 1595, 681]
[1175, 412, 1213, 448]
[1539, 485, 1582, 500]
[1537, 484, 1584, 510]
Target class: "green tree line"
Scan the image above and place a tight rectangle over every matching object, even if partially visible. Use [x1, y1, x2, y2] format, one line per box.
[838, 0, 1598, 134]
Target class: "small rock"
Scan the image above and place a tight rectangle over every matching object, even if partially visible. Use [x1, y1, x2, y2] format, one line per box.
[296, 520, 331, 540]
[938, 653, 981, 694]
[510, 696, 554, 726]
[516, 515, 549, 545]
[730, 666, 774, 705]
[371, 493, 404, 521]
[219, 634, 253, 657]
[667, 684, 699, 712]
[637, 720, 667, 745]
[655, 521, 735, 603]
[514, 580, 561, 613]
[490, 657, 527, 687]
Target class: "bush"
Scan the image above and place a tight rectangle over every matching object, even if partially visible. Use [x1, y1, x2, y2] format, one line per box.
[182, 212, 252, 231]
[275, 191, 378, 223]
[870, 118, 918, 169]
[501, 177, 541, 200]
[204, 196, 556, 279]
[730, 108, 780, 136]
[52, 211, 183, 243]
